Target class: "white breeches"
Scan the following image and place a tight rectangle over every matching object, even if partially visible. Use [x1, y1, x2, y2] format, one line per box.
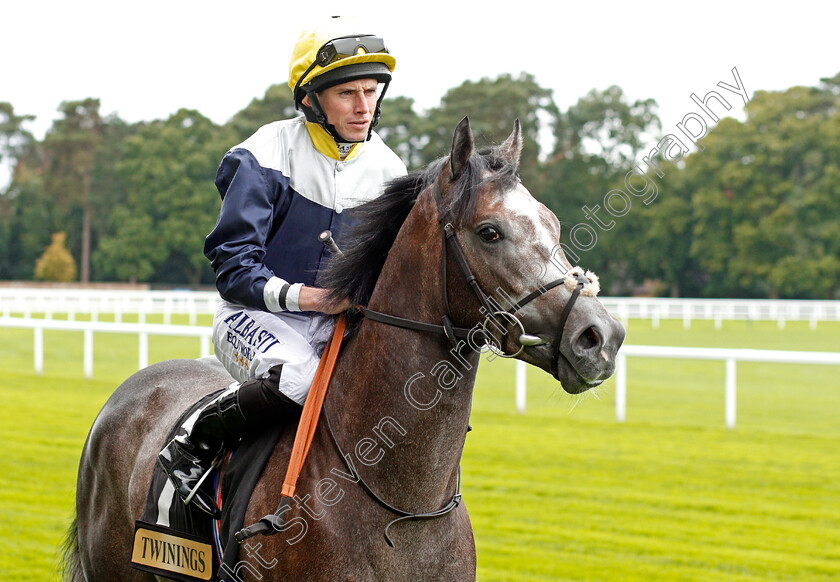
[212, 301, 336, 405]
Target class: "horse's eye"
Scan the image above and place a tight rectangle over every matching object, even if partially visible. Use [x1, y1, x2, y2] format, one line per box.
[477, 225, 503, 243]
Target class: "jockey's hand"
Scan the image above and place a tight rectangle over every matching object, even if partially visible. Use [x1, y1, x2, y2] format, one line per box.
[297, 286, 352, 314]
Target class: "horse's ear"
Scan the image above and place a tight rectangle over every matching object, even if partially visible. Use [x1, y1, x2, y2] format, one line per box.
[449, 116, 474, 181]
[500, 118, 523, 171]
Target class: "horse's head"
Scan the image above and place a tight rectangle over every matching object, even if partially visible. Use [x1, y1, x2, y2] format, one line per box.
[436, 117, 626, 394]
[322, 117, 624, 393]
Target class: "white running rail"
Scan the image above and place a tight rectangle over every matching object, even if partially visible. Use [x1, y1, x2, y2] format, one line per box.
[0, 317, 212, 379]
[4, 290, 840, 328]
[514, 346, 840, 429]
[0, 288, 221, 325]
[613, 345, 840, 429]
[601, 297, 840, 329]
[4, 315, 840, 430]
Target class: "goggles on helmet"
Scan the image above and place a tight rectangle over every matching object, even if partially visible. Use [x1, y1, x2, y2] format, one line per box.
[293, 35, 389, 98]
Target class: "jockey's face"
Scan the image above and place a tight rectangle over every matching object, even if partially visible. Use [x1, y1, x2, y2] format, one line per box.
[305, 78, 379, 142]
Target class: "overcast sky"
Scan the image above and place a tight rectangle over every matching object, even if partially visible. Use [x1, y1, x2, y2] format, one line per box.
[3, 2, 838, 145]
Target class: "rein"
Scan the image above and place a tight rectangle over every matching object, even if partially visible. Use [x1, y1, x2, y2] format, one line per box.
[234, 313, 464, 548]
[361, 180, 590, 378]
[321, 402, 462, 547]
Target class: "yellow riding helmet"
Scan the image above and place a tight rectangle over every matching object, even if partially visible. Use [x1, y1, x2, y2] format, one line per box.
[289, 26, 396, 99]
[288, 23, 396, 141]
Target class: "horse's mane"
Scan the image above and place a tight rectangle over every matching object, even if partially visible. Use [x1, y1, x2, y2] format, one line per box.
[321, 145, 519, 332]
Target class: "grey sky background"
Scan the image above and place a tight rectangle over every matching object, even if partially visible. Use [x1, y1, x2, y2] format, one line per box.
[3, 2, 838, 146]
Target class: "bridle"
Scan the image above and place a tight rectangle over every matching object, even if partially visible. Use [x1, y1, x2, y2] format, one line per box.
[241, 176, 593, 547]
[360, 178, 592, 379]
[235, 171, 598, 550]
[327, 178, 593, 545]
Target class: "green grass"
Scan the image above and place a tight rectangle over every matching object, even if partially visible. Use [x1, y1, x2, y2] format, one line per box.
[1, 317, 838, 580]
[465, 319, 840, 581]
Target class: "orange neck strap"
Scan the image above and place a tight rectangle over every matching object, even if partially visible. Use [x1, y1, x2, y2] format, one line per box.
[280, 314, 347, 499]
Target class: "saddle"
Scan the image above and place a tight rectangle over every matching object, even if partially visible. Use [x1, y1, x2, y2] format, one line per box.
[131, 390, 291, 582]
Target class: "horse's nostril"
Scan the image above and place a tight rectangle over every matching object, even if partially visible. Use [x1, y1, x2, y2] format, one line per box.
[577, 326, 601, 351]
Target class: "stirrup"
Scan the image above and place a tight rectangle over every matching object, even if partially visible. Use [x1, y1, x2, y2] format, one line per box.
[182, 453, 224, 517]
[184, 487, 221, 519]
[158, 440, 224, 519]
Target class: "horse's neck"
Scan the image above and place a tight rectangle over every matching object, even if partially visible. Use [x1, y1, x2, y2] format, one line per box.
[329, 326, 477, 507]
[327, 199, 481, 509]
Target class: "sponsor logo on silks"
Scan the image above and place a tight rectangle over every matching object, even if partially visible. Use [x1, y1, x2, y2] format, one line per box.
[223, 312, 281, 370]
[130, 521, 214, 582]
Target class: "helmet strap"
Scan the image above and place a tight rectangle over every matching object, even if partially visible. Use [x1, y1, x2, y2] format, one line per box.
[299, 79, 391, 144]
[299, 91, 352, 143]
[368, 80, 390, 139]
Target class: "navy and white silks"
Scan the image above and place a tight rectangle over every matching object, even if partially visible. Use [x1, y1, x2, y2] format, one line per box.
[205, 117, 406, 404]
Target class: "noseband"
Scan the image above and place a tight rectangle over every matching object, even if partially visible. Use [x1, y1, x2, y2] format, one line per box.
[360, 180, 598, 379]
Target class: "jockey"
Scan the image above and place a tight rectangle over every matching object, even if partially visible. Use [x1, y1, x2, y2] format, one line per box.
[158, 20, 407, 518]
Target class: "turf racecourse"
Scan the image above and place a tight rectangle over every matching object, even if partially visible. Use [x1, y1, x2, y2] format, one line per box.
[1, 314, 838, 581]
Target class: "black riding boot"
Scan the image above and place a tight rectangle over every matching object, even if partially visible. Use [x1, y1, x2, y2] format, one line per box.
[157, 365, 300, 518]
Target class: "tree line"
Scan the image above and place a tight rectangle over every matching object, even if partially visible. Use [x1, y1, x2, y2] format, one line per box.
[1, 71, 838, 298]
